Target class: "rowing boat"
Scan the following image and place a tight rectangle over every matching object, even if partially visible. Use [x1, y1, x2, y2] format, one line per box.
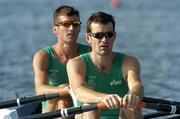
[0, 102, 41, 119]
[0, 93, 180, 119]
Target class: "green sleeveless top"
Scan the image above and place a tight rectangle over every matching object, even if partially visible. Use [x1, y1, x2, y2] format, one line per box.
[44, 44, 89, 87]
[42, 44, 89, 110]
[76, 52, 129, 119]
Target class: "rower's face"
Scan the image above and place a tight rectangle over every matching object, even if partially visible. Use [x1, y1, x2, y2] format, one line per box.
[87, 22, 115, 56]
[53, 15, 81, 43]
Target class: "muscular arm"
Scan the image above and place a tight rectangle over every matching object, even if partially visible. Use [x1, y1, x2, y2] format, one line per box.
[33, 50, 68, 96]
[67, 57, 108, 104]
[121, 56, 144, 118]
[123, 56, 144, 100]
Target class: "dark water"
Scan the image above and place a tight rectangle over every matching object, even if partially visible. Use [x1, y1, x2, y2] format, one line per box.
[0, 0, 180, 107]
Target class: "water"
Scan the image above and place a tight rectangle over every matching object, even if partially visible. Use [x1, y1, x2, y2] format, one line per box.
[0, 0, 180, 110]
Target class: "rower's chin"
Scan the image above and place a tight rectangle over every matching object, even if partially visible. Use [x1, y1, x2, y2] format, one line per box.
[66, 36, 77, 43]
[98, 50, 111, 56]
[67, 36, 75, 40]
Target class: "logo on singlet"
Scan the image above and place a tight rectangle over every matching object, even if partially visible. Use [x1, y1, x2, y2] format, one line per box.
[110, 79, 122, 86]
[87, 75, 97, 89]
[48, 70, 59, 86]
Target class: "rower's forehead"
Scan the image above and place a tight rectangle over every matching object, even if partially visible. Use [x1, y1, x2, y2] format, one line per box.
[57, 15, 79, 22]
[90, 22, 114, 32]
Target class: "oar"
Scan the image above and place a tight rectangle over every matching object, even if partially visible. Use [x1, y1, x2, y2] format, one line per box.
[20, 101, 180, 119]
[0, 92, 68, 109]
[143, 112, 172, 119]
[142, 102, 180, 114]
[143, 97, 180, 106]
[20, 102, 108, 119]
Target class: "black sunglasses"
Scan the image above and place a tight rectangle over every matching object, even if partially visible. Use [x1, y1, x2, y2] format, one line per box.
[88, 32, 114, 39]
[56, 20, 81, 27]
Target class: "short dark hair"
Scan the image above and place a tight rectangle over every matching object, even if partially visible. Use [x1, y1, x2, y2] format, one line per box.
[86, 11, 115, 33]
[53, 5, 80, 25]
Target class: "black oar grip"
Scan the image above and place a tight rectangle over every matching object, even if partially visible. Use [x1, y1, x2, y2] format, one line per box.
[44, 93, 60, 100]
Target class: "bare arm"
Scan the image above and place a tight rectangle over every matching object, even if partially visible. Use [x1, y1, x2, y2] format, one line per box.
[122, 55, 144, 107]
[33, 50, 69, 96]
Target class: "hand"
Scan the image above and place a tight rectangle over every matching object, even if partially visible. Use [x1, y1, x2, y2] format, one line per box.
[102, 94, 123, 109]
[122, 93, 140, 109]
[58, 84, 70, 97]
[58, 83, 70, 92]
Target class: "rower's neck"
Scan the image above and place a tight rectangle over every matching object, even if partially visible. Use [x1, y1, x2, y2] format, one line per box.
[90, 52, 114, 73]
[53, 42, 78, 63]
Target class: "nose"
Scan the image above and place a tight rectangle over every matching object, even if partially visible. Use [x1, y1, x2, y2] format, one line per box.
[69, 24, 74, 30]
[101, 36, 108, 42]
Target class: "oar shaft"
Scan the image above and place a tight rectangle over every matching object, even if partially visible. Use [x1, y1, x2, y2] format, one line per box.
[0, 99, 21, 109]
[145, 103, 180, 114]
[20, 104, 99, 119]
[143, 97, 180, 106]
[0, 95, 45, 109]
[0, 92, 67, 109]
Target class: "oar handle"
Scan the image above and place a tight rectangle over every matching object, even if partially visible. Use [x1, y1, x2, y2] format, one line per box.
[59, 91, 70, 98]
[97, 102, 107, 109]
[97, 101, 145, 110]
[45, 91, 69, 100]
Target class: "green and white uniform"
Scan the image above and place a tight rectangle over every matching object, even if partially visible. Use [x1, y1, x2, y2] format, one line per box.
[42, 44, 89, 110]
[75, 52, 129, 119]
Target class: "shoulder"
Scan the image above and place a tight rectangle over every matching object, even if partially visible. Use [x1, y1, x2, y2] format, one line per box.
[67, 56, 84, 67]
[67, 55, 87, 72]
[123, 55, 140, 65]
[33, 49, 47, 61]
[33, 49, 48, 67]
[122, 55, 141, 74]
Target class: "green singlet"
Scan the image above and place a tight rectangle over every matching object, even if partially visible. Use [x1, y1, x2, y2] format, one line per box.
[42, 44, 89, 111]
[75, 52, 129, 119]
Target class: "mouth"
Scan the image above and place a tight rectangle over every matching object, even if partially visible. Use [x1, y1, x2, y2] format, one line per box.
[67, 32, 74, 36]
[99, 45, 109, 50]
[100, 45, 109, 48]
[67, 33, 75, 38]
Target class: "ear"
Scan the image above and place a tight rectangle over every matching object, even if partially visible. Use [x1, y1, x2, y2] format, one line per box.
[84, 33, 91, 44]
[52, 26, 58, 34]
[113, 31, 116, 41]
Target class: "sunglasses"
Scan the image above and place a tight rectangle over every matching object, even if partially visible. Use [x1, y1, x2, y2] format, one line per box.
[88, 32, 114, 39]
[56, 20, 81, 27]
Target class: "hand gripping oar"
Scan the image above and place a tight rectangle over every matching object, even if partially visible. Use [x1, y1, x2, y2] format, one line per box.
[20, 101, 180, 119]
[0, 91, 68, 109]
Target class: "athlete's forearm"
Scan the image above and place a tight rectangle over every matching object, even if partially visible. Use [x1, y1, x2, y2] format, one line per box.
[73, 85, 107, 104]
[129, 83, 144, 100]
[35, 84, 69, 96]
